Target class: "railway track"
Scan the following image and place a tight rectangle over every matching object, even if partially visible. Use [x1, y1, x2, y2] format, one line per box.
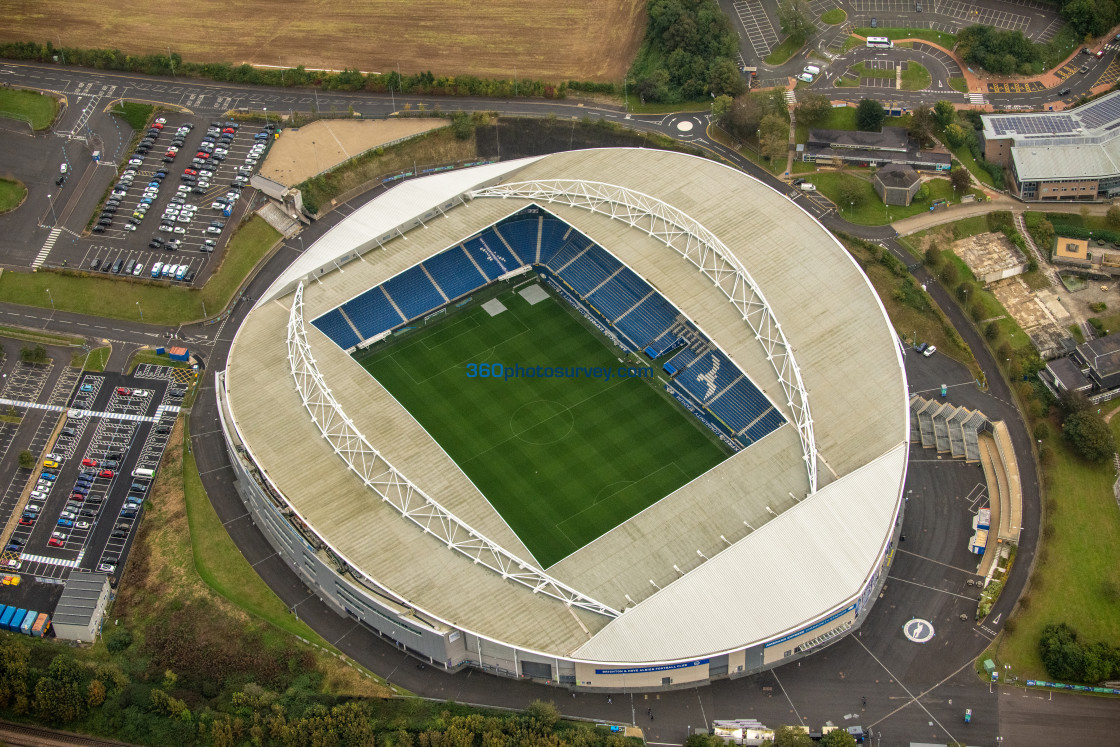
[0, 720, 134, 747]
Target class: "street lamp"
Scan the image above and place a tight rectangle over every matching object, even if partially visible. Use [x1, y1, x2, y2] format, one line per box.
[45, 288, 54, 310]
[756, 128, 761, 158]
[46, 193, 58, 227]
[263, 107, 268, 127]
[136, 301, 143, 322]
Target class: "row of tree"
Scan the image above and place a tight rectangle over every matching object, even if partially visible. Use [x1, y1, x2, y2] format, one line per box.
[629, 0, 744, 103]
[0, 41, 573, 100]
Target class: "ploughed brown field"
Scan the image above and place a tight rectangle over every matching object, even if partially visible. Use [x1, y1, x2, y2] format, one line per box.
[3, 0, 645, 83]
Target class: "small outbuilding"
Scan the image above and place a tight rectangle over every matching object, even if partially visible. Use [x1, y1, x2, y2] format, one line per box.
[51, 573, 111, 643]
[873, 164, 922, 206]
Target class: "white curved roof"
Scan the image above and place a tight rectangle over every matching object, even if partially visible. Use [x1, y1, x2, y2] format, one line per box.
[230, 148, 908, 663]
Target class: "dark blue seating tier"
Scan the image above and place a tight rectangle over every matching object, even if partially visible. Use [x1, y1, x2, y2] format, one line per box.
[585, 267, 647, 320]
[666, 346, 700, 373]
[615, 295, 677, 350]
[709, 379, 778, 436]
[311, 308, 361, 349]
[562, 248, 623, 297]
[423, 247, 489, 301]
[341, 287, 405, 340]
[491, 219, 538, 266]
[462, 236, 509, 280]
[382, 265, 446, 322]
[545, 238, 589, 273]
[744, 409, 786, 443]
[537, 218, 570, 265]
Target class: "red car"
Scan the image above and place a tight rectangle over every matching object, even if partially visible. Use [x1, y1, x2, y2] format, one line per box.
[116, 387, 132, 396]
[81, 458, 98, 467]
[69, 493, 85, 502]
[151, 122, 163, 129]
[99, 469, 114, 479]
[183, 168, 197, 176]
[195, 152, 210, 159]
[47, 537, 64, 547]
[222, 127, 235, 134]
[18, 517, 34, 526]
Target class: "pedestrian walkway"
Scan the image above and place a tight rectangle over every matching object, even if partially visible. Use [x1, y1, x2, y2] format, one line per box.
[968, 92, 987, 106]
[15, 553, 80, 569]
[32, 228, 61, 268]
[1013, 212, 1059, 287]
[0, 397, 180, 423]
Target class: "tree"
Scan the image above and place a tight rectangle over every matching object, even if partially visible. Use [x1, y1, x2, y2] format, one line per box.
[943, 122, 968, 148]
[950, 167, 972, 195]
[17, 450, 33, 470]
[33, 656, 86, 725]
[86, 679, 106, 708]
[795, 92, 832, 125]
[837, 177, 865, 210]
[821, 729, 858, 747]
[773, 725, 815, 747]
[934, 100, 957, 128]
[19, 345, 47, 364]
[760, 112, 789, 161]
[907, 106, 935, 145]
[1063, 409, 1116, 463]
[0, 639, 30, 710]
[924, 245, 943, 269]
[449, 111, 473, 140]
[712, 94, 733, 119]
[914, 182, 930, 202]
[709, 58, 745, 97]
[939, 261, 960, 286]
[722, 92, 766, 140]
[1108, 205, 1120, 228]
[777, 0, 812, 40]
[856, 98, 885, 131]
[985, 321, 1001, 340]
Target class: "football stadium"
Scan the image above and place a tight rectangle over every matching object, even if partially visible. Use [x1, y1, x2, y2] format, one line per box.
[216, 147, 909, 690]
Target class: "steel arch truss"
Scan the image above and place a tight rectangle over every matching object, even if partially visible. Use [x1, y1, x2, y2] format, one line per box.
[286, 283, 621, 618]
[471, 179, 817, 492]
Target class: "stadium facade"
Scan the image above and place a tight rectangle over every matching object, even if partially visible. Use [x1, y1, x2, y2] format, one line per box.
[217, 148, 909, 691]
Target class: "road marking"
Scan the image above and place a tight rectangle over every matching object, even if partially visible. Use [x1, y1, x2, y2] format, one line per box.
[32, 228, 62, 268]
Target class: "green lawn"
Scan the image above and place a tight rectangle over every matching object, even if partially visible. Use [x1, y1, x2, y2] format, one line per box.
[766, 34, 806, 65]
[901, 62, 931, 91]
[794, 108, 910, 144]
[0, 178, 27, 213]
[127, 349, 192, 374]
[808, 171, 985, 226]
[110, 101, 155, 133]
[949, 77, 968, 93]
[993, 424, 1120, 678]
[76, 345, 110, 371]
[840, 36, 863, 53]
[0, 88, 58, 130]
[847, 62, 895, 80]
[821, 8, 846, 24]
[355, 287, 729, 567]
[853, 27, 958, 49]
[0, 215, 280, 324]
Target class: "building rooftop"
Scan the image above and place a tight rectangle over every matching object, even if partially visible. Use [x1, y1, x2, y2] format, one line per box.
[874, 164, 920, 188]
[1054, 237, 1089, 261]
[51, 573, 108, 628]
[1048, 356, 1092, 391]
[808, 127, 910, 150]
[1078, 333, 1120, 375]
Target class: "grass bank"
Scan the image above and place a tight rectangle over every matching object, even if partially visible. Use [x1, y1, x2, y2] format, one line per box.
[765, 34, 806, 65]
[0, 215, 279, 324]
[78, 345, 111, 372]
[110, 102, 155, 132]
[901, 62, 932, 91]
[853, 27, 958, 49]
[809, 171, 986, 226]
[0, 325, 83, 347]
[0, 88, 59, 130]
[0, 178, 27, 213]
[822, 8, 846, 24]
[988, 418, 1120, 678]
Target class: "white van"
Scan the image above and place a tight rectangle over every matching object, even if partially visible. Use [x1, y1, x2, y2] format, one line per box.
[132, 467, 155, 479]
[797, 73, 814, 83]
[804, 65, 821, 76]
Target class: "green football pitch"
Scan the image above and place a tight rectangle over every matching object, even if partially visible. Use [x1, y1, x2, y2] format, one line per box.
[356, 285, 729, 568]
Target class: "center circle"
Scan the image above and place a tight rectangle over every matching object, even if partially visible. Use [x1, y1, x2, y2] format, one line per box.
[903, 618, 936, 643]
[510, 400, 575, 445]
[676, 120, 694, 132]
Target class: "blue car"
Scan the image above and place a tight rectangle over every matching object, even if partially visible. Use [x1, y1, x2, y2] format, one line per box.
[72, 485, 89, 495]
[39, 473, 56, 482]
[148, 181, 161, 188]
[80, 383, 93, 393]
[57, 519, 74, 528]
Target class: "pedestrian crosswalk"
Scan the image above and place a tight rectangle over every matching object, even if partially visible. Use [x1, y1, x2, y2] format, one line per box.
[968, 92, 987, 106]
[32, 228, 61, 268]
[0, 397, 175, 423]
[16, 553, 80, 569]
[785, 90, 797, 105]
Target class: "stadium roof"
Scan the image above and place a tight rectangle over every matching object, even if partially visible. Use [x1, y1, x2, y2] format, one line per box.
[228, 148, 907, 663]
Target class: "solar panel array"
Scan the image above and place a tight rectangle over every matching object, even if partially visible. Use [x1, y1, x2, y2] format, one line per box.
[991, 114, 1076, 136]
[1078, 96, 1120, 130]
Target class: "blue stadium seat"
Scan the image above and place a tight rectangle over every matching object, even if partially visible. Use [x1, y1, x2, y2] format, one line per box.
[537, 217, 570, 265]
[708, 379, 778, 437]
[491, 218, 538, 266]
[341, 287, 406, 340]
[545, 237, 589, 273]
[744, 408, 786, 442]
[585, 267, 648, 320]
[615, 295, 678, 350]
[310, 308, 361, 349]
[462, 236, 510, 280]
[383, 265, 447, 321]
[560, 247, 622, 296]
[423, 247, 490, 301]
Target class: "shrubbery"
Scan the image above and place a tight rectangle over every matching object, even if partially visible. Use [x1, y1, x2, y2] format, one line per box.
[1040, 622, 1120, 683]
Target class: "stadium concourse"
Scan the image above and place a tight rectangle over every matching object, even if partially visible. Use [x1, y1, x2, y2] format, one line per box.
[217, 148, 909, 691]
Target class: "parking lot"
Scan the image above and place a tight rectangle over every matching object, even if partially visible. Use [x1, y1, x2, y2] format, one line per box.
[76, 114, 274, 286]
[0, 367, 185, 584]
